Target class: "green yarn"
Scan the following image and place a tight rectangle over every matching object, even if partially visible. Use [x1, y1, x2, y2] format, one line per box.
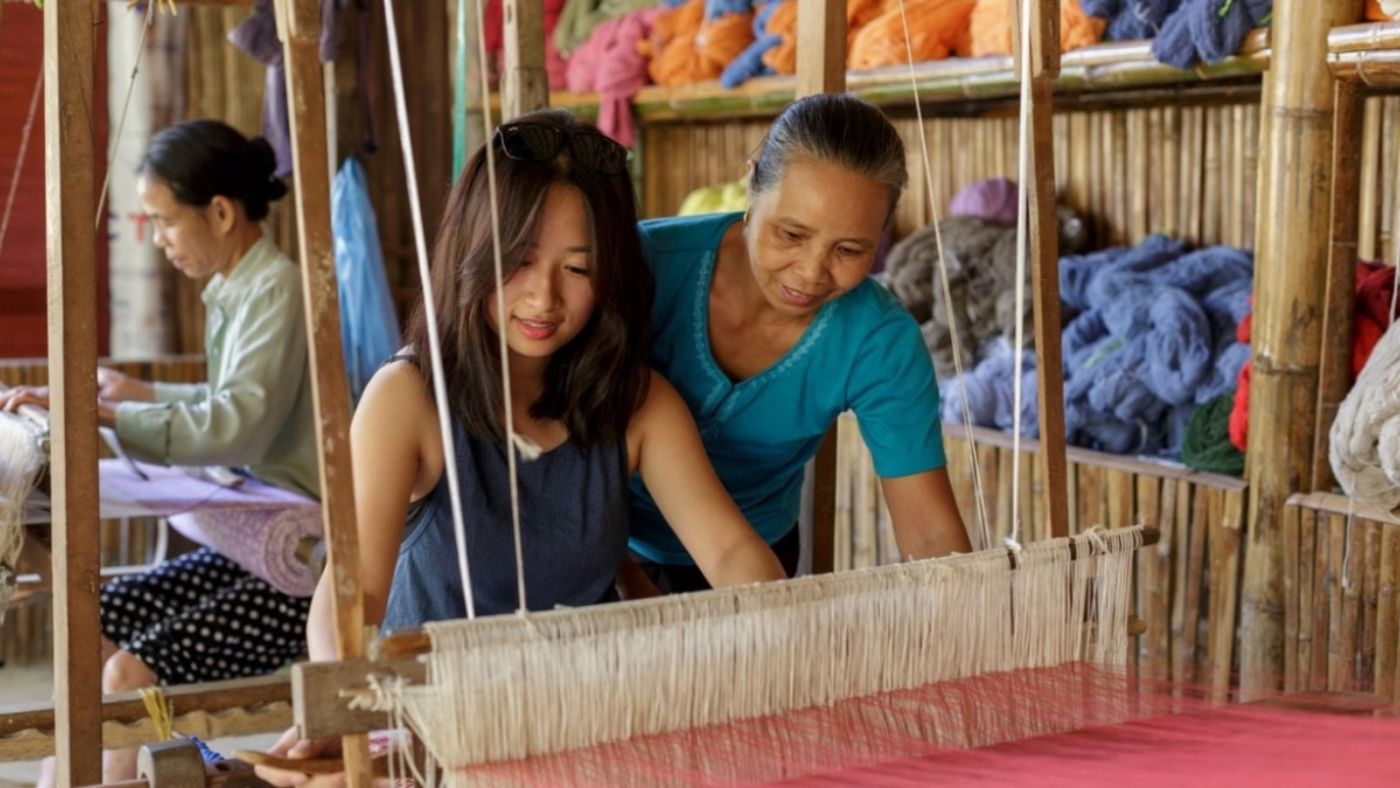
[1180, 392, 1244, 477]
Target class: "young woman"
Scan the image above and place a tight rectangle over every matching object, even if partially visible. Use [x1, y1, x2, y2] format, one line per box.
[630, 94, 971, 592]
[304, 109, 785, 653]
[1, 119, 319, 785]
[257, 111, 785, 783]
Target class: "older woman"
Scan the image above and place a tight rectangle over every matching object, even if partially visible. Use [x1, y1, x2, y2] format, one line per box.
[630, 94, 970, 591]
[3, 118, 318, 784]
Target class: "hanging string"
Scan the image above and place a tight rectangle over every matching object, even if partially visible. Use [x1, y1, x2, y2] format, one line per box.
[96, 0, 157, 230]
[0, 68, 41, 263]
[894, 0, 991, 553]
[1007, 0, 1035, 550]
[382, 0, 477, 619]
[469, 0, 532, 615]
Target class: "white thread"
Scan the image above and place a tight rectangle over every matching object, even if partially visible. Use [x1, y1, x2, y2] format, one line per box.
[383, 0, 477, 619]
[1008, 0, 1035, 549]
[894, 0, 992, 551]
[470, 0, 532, 616]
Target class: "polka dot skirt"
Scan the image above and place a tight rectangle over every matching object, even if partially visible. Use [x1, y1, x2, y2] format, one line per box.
[100, 547, 311, 686]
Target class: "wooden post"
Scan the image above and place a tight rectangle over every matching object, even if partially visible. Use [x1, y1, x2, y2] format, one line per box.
[796, 0, 846, 97]
[1019, 0, 1069, 539]
[276, 0, 370, 782]
[500, 0, 548, 120]
[1240, 0, 1363, 700]
[45, 0, 103, 782]
[796, 0, 845, 573]
[1312, 80, 1365, 492]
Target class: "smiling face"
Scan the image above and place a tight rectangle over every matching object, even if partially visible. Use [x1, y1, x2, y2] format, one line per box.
[138, 173, 230, 280]
[485, 184, 598, 363]
[744, 156, 891, 318]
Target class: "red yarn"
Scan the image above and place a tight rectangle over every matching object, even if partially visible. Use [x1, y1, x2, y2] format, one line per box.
[485, 0, 570, 91]
[1230, 262, 1400, 452]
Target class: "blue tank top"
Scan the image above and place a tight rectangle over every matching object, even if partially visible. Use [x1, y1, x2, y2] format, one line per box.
[381, 420, 630, 630]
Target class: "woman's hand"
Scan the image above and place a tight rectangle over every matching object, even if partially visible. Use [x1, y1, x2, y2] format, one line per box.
[0, 385, 49, 413]
[252, 726, 342, 787]
[97, 367, 156, 403]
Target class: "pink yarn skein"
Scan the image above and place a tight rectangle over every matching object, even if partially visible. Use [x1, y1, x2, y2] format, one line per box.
[565, 7, 662, 147]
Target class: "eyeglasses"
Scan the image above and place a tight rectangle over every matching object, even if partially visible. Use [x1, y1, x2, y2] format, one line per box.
[493, 121, 630, 176]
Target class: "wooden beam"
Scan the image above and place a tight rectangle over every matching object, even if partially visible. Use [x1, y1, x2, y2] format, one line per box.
[1311, 79, 1364, 493]
[796, 0, 846, 97]
[45, 0, 102, 782]
[1239, 0, 1364, 701]
[1018, 0, 1069, 539]
[276, 0, 370, 783]
[500, 0, 548, 120]
[794, 0, 846, 574]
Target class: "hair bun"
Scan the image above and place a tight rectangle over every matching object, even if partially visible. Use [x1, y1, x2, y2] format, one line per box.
[248, 137, 279, 177]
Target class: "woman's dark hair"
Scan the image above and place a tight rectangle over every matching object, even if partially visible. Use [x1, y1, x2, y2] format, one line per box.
[749, 94, 907, 224]
[403, 109, 652, 447]
[142, 119, 288, 221]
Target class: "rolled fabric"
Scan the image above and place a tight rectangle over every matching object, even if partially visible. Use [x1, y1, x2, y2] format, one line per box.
[169, 504, 322, 597]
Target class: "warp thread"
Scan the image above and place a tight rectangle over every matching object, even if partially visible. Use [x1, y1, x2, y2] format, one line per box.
[139, 686, 175, 742]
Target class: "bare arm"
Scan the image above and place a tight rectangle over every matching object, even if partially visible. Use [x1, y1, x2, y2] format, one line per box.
[629, 372, 786, 587]
[306, 361, 434, 661]
[880, 468, 971, 560]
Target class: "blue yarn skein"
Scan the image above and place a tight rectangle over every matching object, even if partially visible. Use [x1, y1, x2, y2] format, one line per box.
[1082, 0, 1184, 42]
[720, 0, 784, 88]
[1152, 0, 1271, 69]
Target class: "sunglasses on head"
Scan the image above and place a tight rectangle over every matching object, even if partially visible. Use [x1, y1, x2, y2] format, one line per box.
[493, 121, 630, 176]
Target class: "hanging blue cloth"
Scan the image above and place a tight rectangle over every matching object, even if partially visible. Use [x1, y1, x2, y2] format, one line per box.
[332, 158, 400, 405]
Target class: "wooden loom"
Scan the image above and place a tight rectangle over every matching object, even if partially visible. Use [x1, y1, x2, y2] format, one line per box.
[16, 0, 1400, 783]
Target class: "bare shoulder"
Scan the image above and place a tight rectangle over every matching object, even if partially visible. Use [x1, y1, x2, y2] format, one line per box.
[354, 359, 435, 436]
[631, 369, 690, 427]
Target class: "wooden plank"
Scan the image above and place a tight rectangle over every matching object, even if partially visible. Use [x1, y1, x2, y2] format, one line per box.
[279, 0, 369, 783]
[1134, 475, 1160, 679]
[1024, 6, 1069, 539]
[1283, 503, 1301, 692]
[1240, 0, 1361, 700]
[795, 0, 845, 97]
[1327, 514, 1347, 690]
[1209, 490, 1245, 703]
[1312, 79, 1364, 492]
[500, 0, 548, 119]
[1376, 522, 1400, 699]
[1178, 483, 1209, 686]
[1310, 510, 1333, 691]
[1360, 520, 1381, 688]
[44, 0, 102, 781]
[1148, 476, 1176, 683]
[1298, 508, 1318, 692]
[1336, 515, 1366, 690]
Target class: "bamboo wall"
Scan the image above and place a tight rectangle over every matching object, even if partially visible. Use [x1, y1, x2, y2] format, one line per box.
[1281, 495, 1400, 701]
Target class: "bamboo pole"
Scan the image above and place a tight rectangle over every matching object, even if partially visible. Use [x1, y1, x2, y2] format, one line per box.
[1312, 79, 1365, 492]
[44, 0, 102, 781]
[1239, 0, 1363, 701]
[501, 0, 548, 119]
[276, 0, 370, 783]
[796, 0, 844, 574]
